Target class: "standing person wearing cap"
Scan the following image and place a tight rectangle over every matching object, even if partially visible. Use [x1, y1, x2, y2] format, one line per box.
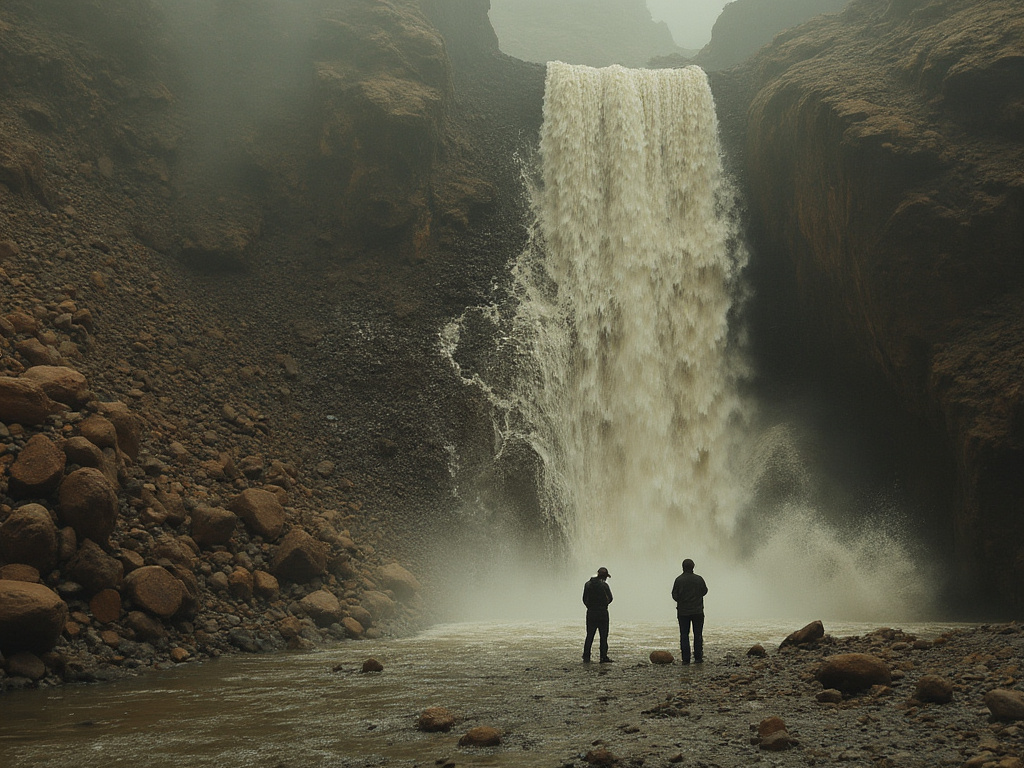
[671, 558, 708, 663]
[582, 567, 614, 663]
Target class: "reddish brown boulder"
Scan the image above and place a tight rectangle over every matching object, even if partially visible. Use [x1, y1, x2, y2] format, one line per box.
[63, 436, 107, 472]
[986, 689, 1024, 721]
[252, 570, 280, 600]
[816, 653, 892, 693]
[125, 609, 166, 641]
[300, 589, 343, 626]
[0, 377, 66, 425]
[780, 620, 825, 649]
[649, 650, 674, 664]
[65, 539, 124, 593]
[78, 414, 118, 450]
[58, 468, 119, 544]
[0, 503, 58, 572]
[271, 528, 327, 582]
[361, 657, 384, 673]
[123, 565, 185, 618]
[360, 590, 396, 623]
[0, 563, 41, 582]
[377, 562, 422, 601]
[96, 401, 141, 460]
[228, 568, 254, 600]
[89, 588, 122, 624]
[20, 365, 90, 407]
[228, 488, 285, 541]
[0, 579, 68, 655]
[418, 706, 455, 732]
[8, 434, 66, 498]
[189, 505, 237, 548]
[914, 675, 954, 704]
[342, 616, 365, 638]
[5, 651, 47, 680]
[15, 337, 62, 367]
[459, 726, 502, 747]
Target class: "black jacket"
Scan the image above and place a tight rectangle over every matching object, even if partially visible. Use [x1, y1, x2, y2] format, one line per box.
[582, 576, 613, 611]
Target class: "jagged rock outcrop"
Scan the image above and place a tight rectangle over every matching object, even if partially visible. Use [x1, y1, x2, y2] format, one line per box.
[488, 0, 680, 67]
[735, 0, 1024, 606]
[695, 0, 850, 71]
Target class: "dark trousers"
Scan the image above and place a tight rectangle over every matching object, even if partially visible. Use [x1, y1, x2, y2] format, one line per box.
[583, 609, 609, 660]
[677, 613, 704, 662]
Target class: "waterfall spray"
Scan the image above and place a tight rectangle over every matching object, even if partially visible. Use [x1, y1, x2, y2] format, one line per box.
[440, 62, 934, 623]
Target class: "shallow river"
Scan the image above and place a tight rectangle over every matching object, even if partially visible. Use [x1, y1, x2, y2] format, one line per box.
[1, 620, 965, 768]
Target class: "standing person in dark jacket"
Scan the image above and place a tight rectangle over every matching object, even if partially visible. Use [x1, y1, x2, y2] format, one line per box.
[671, 558, 708, 663]
[582, 567, 614, 663]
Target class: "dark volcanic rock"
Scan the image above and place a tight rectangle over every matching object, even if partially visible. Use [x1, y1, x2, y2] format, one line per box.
[733, 0, 1024, 608]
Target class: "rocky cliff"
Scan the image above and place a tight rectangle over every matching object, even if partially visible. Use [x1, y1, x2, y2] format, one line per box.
[695, 0, 850, 71]
[730, 0, 1024, 608]
[0, 0, 538, 688]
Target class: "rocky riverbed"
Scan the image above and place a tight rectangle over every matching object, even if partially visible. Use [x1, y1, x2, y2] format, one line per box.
[4, 619, 1024, 768]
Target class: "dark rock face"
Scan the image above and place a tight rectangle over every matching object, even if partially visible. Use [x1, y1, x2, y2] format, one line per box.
[732, 0, 1024, 607]
[695, 0, 849, 71]
[488, 0, 680, 67]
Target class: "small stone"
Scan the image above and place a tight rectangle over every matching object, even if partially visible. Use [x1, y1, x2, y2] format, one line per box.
[747, 643, 767, 657]
[914, 674, 954, 704]
[649, 650, 674, 664]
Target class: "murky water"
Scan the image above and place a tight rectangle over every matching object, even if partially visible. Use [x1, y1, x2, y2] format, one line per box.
[1, 620, 965, 768]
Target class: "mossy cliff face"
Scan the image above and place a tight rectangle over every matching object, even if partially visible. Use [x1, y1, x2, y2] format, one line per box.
[737, 0, 1024, 606]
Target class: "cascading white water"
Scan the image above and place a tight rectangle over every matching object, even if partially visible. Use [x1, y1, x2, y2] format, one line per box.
[521, 62, 748, 564]
[440, 61, 934, 623]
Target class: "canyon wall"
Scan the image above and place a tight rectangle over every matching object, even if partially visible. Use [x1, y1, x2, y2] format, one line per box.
[732, 0, 1024, 608]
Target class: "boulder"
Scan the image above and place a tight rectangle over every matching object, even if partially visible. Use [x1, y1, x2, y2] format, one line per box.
[649, 650, 674, 664]
[6, 651, 47, 680]
[123, 565, 186, 618]
[0, 377, 66, 425]
[361, 590, 396, 623]
[15, 338, 62, 367]
[0, 579, 68, 655]
[0, 503, 58, 572]
[57, 468, 119, 544]
[190, 505, 238, 548]
[342, 616, 365, 638]
[65, 539, 124, 593]
[20, 365, 90, 407]
[125, 609, 166, 641]
[348, 603, 373, 629]
[418, 706, 455, 732]
[458, 725, 501, 747]
[300, 589, 343, 627]
[0, 563, 41, 582]
[780, 620, 825, 649]
[252, 570, 280, 600]
[63, 436, 108, 473]
[816, 688, 844, 704]
[228, 568, 254, 600]
[228, 488, 285, 541]
[78, 414, 119, 450]
[96, 401, 141, 460]
[8, 434, 66, 498]
[361, 657, 383, 673]
[377, 562, 422, 601]
[914, 674, 954, 704]
[271, 528, 327, 582]
[89, 588, 122, 624]
[816, 653, 892, 693]
[149, 535, 197, 566]
[985, 689, 1024, 721]
[747, 643, 767, 657]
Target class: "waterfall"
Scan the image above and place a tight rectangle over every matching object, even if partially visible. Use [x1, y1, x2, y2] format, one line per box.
[440, 62, 934, 622]
[521, 62, 748, 564]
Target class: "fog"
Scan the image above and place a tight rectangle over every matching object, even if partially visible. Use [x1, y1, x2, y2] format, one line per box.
[647, 0, 733, 49]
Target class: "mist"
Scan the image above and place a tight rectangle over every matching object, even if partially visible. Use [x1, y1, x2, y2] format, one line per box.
[647, 0, 732, 49]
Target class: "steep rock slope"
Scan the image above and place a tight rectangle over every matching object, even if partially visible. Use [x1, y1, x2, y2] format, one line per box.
[695, 0, 850, 71]
[737, 0, 1024, 606]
